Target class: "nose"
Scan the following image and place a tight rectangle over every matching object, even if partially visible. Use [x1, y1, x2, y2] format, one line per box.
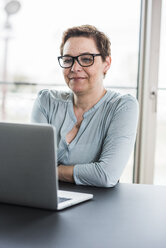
[71, 58, 82, 72]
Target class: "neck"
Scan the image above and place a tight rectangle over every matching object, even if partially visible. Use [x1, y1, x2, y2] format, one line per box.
[73, 87, 107, 112]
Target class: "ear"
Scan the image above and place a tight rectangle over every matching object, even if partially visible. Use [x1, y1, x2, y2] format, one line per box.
[103, 56, 111, 74]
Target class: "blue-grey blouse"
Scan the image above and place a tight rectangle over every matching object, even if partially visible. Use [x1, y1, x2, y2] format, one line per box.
[31, 89, 139, 187]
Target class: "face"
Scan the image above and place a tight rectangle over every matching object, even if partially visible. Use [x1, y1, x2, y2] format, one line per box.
[62, 37, 111, 95]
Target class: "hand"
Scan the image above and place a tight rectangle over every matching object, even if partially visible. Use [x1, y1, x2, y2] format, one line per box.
[58, 164, 75, 183]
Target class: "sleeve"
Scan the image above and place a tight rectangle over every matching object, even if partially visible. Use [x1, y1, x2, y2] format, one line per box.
[31, 89, 50, 124]
[73, 95, 139, 187]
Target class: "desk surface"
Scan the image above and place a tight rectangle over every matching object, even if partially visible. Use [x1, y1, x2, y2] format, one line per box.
[0, 182, 166, 248]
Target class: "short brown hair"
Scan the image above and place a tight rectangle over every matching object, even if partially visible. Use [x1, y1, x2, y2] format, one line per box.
[60, 24, 111, 61]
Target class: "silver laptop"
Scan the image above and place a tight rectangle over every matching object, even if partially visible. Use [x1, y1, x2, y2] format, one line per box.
[0, 122, 93, 210]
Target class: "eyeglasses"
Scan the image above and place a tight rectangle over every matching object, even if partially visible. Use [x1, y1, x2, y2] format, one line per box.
[58, 53, 102, 68]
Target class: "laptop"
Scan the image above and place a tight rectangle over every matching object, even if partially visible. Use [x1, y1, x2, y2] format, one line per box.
[0, 122, 93, 210]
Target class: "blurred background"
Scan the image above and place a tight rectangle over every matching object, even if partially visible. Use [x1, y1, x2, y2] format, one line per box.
[0, 0, 165, 185]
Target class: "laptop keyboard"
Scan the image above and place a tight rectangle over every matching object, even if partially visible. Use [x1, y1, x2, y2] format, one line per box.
[58, 197, 71, 203]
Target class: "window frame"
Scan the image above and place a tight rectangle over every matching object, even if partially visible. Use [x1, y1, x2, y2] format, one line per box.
[134, 0, 162, 184]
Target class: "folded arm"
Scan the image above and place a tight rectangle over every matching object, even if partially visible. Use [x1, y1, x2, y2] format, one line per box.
[58, 164, 74, 183]
[59, 97, 139, 187]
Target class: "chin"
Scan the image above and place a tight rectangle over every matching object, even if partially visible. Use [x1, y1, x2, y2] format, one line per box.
[71, 88, 84, 94]
[69, 84, 86, 94]
[71, 87, 87, 95]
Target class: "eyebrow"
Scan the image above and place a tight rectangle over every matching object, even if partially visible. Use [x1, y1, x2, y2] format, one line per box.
[63, 52, 93, 57]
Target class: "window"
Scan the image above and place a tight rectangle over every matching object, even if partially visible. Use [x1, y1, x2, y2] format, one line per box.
[154, 0, 166, 185]
[0, 0, 141, 183]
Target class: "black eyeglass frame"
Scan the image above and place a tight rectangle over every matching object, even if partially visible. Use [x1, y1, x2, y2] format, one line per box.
[57, 53, 102, 68]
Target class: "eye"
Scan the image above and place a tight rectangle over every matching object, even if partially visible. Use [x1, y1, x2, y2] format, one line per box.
[63, 58, 73, 64]
[80, 55, 93, 64]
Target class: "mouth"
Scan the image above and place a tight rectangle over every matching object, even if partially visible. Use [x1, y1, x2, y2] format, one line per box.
[69, 76, 85, 79]
[69, 77, 86, 80]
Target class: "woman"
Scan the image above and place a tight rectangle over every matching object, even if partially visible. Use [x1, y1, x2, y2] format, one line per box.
[31, 25, 139, 187]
